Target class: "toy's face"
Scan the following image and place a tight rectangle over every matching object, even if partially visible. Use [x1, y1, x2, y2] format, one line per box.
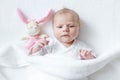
[26, 21, 41, 36]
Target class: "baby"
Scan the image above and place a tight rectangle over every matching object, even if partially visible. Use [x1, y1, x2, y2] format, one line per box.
[31, 8, 95, 60]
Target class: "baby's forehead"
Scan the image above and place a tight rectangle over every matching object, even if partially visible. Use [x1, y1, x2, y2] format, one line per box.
[54, 14, 78, 25]
[54, 14, 77, 24]
[54, 11, 78, 18]
[53, 9, 80, 21]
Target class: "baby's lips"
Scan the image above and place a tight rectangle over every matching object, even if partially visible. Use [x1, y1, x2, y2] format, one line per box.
[61, 34, 70, 37]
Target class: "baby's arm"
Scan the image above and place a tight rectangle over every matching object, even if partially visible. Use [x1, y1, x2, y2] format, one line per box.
[79, 49, 96, 60]
[30, 38, 49, 55]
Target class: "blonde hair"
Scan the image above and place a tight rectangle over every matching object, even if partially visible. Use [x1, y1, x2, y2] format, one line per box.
[52, 8, 80, 26]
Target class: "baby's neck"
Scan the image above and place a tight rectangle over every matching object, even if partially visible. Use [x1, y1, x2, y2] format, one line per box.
[62, 40, 74, 47]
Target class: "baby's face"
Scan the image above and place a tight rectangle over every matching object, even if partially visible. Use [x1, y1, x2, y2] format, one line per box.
[53, 13, 80, 45]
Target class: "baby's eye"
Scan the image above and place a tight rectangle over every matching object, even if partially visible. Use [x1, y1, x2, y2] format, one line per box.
[57, 26, 62, 28]
[68, 25, 74, 28]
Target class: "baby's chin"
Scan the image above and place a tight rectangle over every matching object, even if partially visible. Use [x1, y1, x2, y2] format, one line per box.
[59, 38, 74, 44]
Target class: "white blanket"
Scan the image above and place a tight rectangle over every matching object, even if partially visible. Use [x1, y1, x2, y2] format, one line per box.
[0, 43, 120, 80]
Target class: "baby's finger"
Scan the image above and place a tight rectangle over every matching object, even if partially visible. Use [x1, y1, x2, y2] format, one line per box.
[80, 49, 86, 57]
[37, 42, 45, 47]
[80, 52, 84, 58]
[84, 50, 91, 56]
[86, 50, 91, 55]
[80, 50, 91, 57]
[80, 49, 86, 54]
[37, 40, 47, 45]
[43, 37, 50, 44]
[33, 43, 42, 49]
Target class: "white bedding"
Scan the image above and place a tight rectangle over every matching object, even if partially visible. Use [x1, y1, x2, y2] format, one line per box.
[0, 0, 120, 80]
[0, 43, 119, 80]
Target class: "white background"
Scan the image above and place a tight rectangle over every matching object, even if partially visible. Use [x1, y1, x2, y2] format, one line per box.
[0, 0, 120, 80]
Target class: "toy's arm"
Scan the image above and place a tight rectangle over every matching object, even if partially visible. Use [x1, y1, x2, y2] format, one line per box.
[22, 35, 30, 40]
[39, 34, 48, 39]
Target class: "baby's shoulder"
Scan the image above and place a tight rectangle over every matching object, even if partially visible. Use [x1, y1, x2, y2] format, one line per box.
[76, 40, 87, 46]
[75, 40, 92, 50]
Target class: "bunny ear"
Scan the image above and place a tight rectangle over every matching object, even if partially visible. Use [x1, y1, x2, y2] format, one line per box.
[17, 8, 29, 24]
[37, 9, 53, 23]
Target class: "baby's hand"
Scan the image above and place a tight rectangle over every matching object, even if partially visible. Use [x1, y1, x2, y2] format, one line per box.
[30, 38, 49, 55]
[79, 49, 96, 60]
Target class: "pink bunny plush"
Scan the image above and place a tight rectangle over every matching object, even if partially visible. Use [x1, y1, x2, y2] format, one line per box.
[17, 8, 52, 54]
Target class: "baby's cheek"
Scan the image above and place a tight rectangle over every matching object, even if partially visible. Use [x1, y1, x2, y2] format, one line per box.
[54, 31, 60, 37]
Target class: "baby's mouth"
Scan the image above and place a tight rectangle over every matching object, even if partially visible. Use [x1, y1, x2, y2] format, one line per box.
[61, 34, 70, 37]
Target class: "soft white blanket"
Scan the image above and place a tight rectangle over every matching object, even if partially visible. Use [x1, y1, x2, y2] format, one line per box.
[0, 43, 120, 80]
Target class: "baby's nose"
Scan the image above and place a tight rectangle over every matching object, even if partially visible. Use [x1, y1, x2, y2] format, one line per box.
[63, 25, 69, 32]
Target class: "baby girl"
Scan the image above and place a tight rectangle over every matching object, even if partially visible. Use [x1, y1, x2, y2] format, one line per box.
[31, 8, 96, 60]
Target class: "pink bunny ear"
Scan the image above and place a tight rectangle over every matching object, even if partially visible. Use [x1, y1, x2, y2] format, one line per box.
[37, 9, 53, 23]
[17, 8, 29, 24]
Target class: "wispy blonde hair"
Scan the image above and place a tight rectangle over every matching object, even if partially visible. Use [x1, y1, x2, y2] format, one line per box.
[52, 8, 80, 26]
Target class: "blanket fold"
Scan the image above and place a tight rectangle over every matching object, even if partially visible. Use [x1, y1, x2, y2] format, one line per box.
[0, 44, 120, 80]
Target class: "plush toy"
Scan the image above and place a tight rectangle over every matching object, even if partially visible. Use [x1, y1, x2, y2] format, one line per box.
[17, 8, 52, 54]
